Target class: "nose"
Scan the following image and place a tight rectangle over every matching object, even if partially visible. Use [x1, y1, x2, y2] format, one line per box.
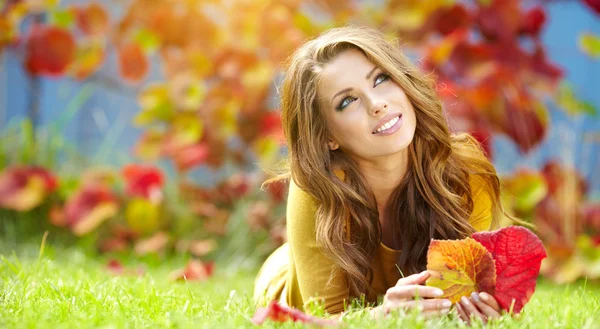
[368, 100, 388, 117]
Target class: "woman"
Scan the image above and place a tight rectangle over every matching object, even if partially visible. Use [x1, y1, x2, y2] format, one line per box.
[254, 26, 505, 323]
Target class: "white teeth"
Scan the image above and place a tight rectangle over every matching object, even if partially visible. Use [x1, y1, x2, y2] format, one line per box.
[375, 116, 399, 133]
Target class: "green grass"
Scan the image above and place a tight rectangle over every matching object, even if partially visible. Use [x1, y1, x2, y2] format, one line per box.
[1, 242, 599, 329]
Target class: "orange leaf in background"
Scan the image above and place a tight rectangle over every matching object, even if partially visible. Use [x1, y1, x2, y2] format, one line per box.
[134, 231, 169, 255]
[426, 238, 496, 303]
[69, 40, 105, 80]
[25, 24, 76, 76]
[64, 185, 118, 236]
[118, 42, 149, 84]
[473, 226, 547, 313]
[170, 259, 214, 282]
[252, 301, 338, 327]
[0, 166, 57, 212]
[73, 2, 109, 36]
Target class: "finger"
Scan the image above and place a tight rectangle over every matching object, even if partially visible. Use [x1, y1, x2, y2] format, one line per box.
[471, 292, 502, 319]
[460, 296, 486, 323]
[402, 299, 452, 312]
[386, 285, 444, 300]
[455, 303, 470, 324]
[395, 270, 430, 286]
[479, 292, 502, 312]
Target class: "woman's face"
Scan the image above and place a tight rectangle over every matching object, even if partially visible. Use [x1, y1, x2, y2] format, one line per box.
[317, 49, 417, 163]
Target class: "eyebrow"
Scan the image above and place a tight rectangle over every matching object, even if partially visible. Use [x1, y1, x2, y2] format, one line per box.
[330, 66, 378, 107]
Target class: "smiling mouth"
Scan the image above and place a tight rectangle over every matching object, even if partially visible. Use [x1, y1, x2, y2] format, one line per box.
[372, 114, 402, 134]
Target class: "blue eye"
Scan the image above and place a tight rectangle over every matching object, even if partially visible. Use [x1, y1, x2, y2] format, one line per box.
[336, 96, 357, 111]
[374, 73, 389, 86]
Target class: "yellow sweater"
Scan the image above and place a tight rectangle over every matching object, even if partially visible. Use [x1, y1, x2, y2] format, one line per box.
[253, 174, 493, 315]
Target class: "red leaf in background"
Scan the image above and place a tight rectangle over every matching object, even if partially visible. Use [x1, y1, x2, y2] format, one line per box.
[472, 226, 547, 313]
[0, 166, 57, 211]
[25, 24, 76, 76]
[170, 259, 214, 282]
[252, 301, 338, 327]
[122, 164, 164, 202]
[260, 111, 285, 143]
[73, 2, 109, 36]
[435, 4, 471, 36]
[64, 184, 119, 236]
[118, 42, 148, 84]
[476, 0, 521, 42]
[106, 259, 145, 276]
[520, 6, 546, 37]
[498, 101, 548, 154]
[172, 143, 210, 171]
[265, 179, 287, 203]
[583, 0, 600, 16]
[469, 127, 493, 159]
[531, 45, 563, 82]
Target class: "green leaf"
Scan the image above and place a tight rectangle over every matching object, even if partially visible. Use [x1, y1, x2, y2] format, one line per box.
[579, 33, 600, 58]
[20, 119, 36, 164]
[49, 9, 75, 29]
[556, 83, 598, 116]
[134, 29, 161, 54]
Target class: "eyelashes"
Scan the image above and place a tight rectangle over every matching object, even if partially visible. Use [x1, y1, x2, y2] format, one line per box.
[335, 73, 390, 111]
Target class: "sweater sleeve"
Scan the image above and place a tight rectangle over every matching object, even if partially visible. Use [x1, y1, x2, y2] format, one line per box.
[286, 179, 350, 315]
[468, 174, 494, 232]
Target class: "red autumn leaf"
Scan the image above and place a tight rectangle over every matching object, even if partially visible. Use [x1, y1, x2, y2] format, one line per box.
[64, 184, 119, 236]
[122, 164, 164, 202]
[25, 24, 76, 77]
[435, 4, 471, 36]
[472, 226, 547, 313]
[252, 301, 338, 327]
[583, 0, 600, 16]
[118, 42, 149, 84]
[106, 259, 145, 276]
[520, 6, 546, 37]
[426, 238, 496, 303]
[73, 2, 109, 36]
[172, 143, 210, 171]
[0, 166, 57, 211]
[169, 259, 214, 282]
[265, 179, 287, 203]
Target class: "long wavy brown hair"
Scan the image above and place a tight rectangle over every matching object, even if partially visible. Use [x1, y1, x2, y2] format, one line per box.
[268, 26, 504, 302]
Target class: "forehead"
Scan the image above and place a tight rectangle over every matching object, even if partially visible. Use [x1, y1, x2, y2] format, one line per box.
[318, 49, 374, 94]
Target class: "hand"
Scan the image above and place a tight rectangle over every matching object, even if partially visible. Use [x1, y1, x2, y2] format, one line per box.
[372, 270, 452, 319]
[455, 292, 502, 325]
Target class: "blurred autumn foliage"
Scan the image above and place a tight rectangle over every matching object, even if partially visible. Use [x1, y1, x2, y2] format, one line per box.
[0, 0, 599, 281]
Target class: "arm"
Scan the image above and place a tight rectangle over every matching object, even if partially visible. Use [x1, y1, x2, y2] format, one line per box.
[286, 179, 350, 315]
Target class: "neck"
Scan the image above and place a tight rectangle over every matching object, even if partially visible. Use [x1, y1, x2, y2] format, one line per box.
[353, 148, 410, 216]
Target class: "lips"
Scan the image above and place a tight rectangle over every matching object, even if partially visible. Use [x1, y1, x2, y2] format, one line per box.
[372, 113, 402, 134]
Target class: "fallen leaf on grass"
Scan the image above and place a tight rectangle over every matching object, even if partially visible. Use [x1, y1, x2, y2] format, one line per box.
[106, 259, 145, 276]
[426, 238, 496, 303]
[169, 259, 214, 282]
[473, 226, 547, 313]
[252, 301, 338, 327]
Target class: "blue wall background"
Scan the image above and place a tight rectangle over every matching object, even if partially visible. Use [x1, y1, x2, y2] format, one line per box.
[1, 1, 599, 195]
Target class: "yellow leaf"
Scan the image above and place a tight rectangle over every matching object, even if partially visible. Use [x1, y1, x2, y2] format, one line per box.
[125, 198, 160, 235]
[426, 238, 496, 303]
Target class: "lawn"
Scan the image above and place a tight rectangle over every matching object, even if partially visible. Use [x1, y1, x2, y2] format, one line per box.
[1, 241, 599, 329]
